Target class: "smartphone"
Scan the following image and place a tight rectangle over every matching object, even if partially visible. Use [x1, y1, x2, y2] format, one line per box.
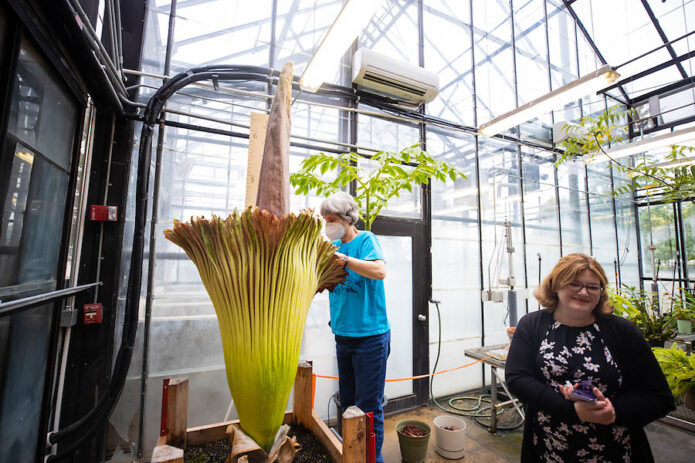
[570, 387, 597, 402]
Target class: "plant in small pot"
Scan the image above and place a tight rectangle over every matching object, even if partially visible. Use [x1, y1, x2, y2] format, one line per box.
[653, 345, 695, 409]
[396, 420, 431, 463]
[668, 290, 695, 335]
[433, 415, 466, 459]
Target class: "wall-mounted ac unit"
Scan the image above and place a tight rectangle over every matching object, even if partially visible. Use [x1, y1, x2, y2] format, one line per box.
[352, 48, 439, 105]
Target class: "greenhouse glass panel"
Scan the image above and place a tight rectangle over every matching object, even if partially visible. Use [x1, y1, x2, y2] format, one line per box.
[428, 129, 482, 394]
[640, 203, 678, 280]
[514, 0, 551, 143]
[558, 162, 591, 255]
[473, 0, 515, 131]
[614, 188, 640, 288]
[478, 138, 525, 346]
[274, 0, 342, 73]
[521, 148, 560, 300]
[586, 160, 618, 281]
[423, 0, 474, 126]
[357, 111, 421, 219]
[682, 202, 695, 280]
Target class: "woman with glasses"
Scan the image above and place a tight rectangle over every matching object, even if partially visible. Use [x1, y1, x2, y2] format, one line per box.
[506, 253, 674, 462]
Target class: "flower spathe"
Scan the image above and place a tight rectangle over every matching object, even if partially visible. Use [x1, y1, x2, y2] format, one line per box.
[164, 207, 345, 450]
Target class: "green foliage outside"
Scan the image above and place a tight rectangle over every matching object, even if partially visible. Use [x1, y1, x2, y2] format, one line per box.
[557, 106, 695, 204]
[290, 144, 466, 230]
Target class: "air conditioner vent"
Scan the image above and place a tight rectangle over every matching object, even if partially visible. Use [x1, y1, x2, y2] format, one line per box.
[352, 48, 439, 104]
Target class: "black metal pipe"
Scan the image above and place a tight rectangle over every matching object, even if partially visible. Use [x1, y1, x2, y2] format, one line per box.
[137, 0, 178, 456]
[0, 282, 102, 318]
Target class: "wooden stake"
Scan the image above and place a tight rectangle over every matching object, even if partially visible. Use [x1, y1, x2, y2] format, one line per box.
[166, 377, 189, 448]
[341, 406, 366, 463]
[293, 362, 313, 428]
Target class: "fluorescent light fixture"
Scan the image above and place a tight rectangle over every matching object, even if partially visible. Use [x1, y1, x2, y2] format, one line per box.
[478, 65, 619, 137]
[298, 0, 384, 92]
[586, 125, 695, 164]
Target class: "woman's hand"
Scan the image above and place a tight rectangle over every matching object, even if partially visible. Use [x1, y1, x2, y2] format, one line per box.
[561, 383, 576, 401]
[573, 388, 616, 425]
[334, 252, 348, 267]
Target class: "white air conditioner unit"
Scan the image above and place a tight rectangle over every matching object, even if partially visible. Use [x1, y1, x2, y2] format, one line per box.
[352, 48, 439, 105]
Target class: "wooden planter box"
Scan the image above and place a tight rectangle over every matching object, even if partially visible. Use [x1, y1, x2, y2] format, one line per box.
[151, 362, 366, 463]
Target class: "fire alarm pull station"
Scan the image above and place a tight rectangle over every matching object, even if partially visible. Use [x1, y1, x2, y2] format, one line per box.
[83, 303, 103, 324]
[90, 205, 118, 221]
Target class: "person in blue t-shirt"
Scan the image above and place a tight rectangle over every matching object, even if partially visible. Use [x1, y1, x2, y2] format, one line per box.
[320, 192, 390, 463]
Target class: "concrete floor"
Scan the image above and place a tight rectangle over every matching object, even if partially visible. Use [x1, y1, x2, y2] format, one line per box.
[382, 404, 695, 463]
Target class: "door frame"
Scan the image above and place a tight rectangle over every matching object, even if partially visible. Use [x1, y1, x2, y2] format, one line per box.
[371, 215, 429, 411]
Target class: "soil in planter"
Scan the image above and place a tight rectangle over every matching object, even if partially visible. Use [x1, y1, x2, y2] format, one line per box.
[399, 424, 429, 438]
[183, 424, 331, 463]
[184, 438, 230, 463]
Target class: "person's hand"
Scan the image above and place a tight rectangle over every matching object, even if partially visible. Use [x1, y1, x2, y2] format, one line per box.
[561, 383, 576, 401]
[573, 388, 616, 425]
[335, 252, 347, 267]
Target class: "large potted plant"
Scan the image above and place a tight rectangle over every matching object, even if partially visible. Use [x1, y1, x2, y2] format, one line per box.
[653, 345, 695, 409]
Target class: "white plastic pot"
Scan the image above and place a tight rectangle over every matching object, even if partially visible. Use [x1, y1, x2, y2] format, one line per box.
[433, 415, 466, 459]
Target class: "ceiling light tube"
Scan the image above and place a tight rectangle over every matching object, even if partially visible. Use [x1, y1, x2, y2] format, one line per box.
[298, 0, 385, 93]
[586, 125, 695, 164]
[478, 65, 619, 137]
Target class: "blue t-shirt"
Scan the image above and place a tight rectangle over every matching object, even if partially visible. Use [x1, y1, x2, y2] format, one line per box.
[329, 231, 389, 337]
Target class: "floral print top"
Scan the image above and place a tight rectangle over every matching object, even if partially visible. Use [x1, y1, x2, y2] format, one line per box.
[531, 321, 631, 462]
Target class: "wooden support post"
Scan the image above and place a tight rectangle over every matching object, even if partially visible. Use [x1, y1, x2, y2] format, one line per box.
[293, 362, 313, 428]
[341, 406, 366, 463]
[151, 444, 184, 463]
[166, 377, 189, 448]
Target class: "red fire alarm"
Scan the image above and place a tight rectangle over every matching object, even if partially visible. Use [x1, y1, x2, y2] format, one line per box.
[90, 205, 118, 221]
[83, 303, 103, 324]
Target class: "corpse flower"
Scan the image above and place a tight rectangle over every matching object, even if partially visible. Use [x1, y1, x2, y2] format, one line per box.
[163, 62, 346, 451]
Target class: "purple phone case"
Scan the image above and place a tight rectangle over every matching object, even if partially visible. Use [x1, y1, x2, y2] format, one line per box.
[571, 387, 597, 402]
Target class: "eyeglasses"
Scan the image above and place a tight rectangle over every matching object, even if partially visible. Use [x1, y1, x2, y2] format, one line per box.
[566, 281, 603, 295]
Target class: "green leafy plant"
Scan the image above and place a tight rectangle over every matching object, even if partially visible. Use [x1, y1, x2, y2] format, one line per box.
[289, 144, 466, 230]
[557, 106, 695, 203]
[610, 285, 676, 346]
[666, 289, 695, 321]
[653, 345, 695, 398]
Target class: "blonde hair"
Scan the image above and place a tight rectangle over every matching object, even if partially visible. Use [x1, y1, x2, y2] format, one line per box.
[534, 253, 614, 317]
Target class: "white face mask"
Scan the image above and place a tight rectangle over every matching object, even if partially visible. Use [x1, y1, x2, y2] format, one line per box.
[325, 222, 346, 241]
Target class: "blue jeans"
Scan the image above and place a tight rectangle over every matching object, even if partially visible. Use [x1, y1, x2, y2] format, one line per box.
[335, 331, 390, 463]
